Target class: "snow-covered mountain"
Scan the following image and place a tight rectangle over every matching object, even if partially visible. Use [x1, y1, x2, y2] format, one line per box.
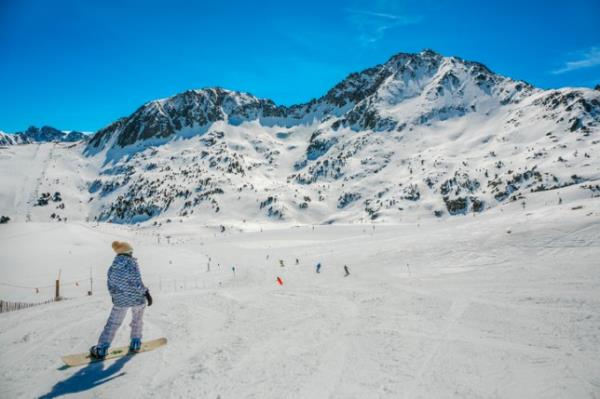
[0, 131, 19, 146]
[0, 126, 88, 146]
[86, 49, 598, 153]
[1, 50, 599, 224]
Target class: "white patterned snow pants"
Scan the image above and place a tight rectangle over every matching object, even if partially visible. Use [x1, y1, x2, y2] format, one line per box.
[98, 305, 145, 345]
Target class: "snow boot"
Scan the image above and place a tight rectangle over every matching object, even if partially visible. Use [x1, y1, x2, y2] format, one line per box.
[129, 338, 142, 353]
[90, 344, 109, 359]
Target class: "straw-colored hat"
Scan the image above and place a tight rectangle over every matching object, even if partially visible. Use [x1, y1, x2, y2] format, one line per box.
[111, 241, 133, 255]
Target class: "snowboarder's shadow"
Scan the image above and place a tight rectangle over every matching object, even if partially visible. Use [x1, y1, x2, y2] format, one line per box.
[39, 355, 133, 398]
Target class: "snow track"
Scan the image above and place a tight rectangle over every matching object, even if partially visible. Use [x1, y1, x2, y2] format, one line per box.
[3, 143, 54, 222]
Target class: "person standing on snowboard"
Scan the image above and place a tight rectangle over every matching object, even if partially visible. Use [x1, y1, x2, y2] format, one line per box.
[90, 241, 153, 358]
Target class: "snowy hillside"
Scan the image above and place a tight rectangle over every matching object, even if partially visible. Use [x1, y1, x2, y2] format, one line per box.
[1, 207, 599, 398]
[0, 131, 19, 146]
[1, 50, 598, 225]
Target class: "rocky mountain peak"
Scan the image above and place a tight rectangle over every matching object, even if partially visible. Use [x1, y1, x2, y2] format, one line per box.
[85, 50, 598, 156]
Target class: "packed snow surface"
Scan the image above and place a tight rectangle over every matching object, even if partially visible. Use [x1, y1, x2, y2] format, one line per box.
[1, 204, 599, 398]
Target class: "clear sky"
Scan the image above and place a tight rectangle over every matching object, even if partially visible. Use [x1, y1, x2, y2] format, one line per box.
[1, 0, 599, 133]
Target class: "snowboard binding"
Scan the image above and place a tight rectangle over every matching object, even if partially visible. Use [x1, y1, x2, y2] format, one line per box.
[89, 344, 109, 359]
[129, 338, 142, 353]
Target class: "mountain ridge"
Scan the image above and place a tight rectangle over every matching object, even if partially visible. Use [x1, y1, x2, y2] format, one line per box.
[1, 49, 599, 224]
[0, 126, 88, 146]
[85, 49, 598, 157]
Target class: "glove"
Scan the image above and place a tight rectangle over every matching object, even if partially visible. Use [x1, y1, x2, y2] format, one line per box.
[145, 290, 153, 306]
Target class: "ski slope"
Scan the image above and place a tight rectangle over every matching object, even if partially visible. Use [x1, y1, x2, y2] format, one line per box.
[1, 203, 599, 398]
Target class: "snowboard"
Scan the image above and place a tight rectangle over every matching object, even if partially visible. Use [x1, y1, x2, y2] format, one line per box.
[61, 337, 167, 367]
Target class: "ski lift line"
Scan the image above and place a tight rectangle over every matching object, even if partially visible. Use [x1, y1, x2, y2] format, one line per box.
[0, 282, 56, 289]
[4, 269, 248, 302]
[0, 277, 92, 290]
[2, 262, 250, 299]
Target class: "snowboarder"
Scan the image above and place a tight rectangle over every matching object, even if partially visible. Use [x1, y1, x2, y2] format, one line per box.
[344, 264, 350, 277]
[276, 276, 283, 285]
[90, 241, 152, 359]
[316, 262, 321, 274]
[295, 258, 299, 265]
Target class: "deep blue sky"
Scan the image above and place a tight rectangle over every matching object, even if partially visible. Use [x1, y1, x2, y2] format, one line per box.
[1, 0, 599, 133]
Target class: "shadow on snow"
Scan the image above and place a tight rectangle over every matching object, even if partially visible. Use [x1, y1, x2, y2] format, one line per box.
[39, 355, 133, 398]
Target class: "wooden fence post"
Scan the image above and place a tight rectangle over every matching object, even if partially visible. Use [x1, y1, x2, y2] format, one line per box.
[88, 266, 93, 296]
[55, 280, 60, 301]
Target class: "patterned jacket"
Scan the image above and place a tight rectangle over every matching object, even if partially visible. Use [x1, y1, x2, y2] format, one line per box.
[107, 254, 147, 307]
